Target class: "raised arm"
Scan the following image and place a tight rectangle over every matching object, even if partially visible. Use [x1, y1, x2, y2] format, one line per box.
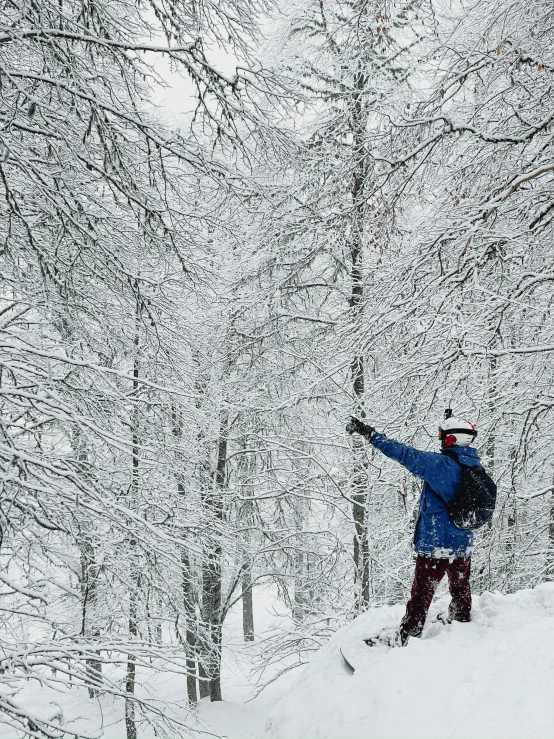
[370, 432, 460, 503]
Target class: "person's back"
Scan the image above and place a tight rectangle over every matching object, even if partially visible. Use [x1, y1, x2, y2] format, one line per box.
[347, 412, 480, 644]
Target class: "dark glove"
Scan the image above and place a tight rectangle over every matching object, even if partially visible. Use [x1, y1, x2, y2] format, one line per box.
[346, 417, 375, 438]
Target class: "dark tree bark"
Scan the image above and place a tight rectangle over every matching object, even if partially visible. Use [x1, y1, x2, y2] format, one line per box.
[80, 539, 103, 698]
[201, 416, 227, 701]
[125, 298, 140, 739]
[349, 65, 371, 611]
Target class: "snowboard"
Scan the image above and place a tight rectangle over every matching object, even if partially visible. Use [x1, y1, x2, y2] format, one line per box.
[340, 615, 454, 673]
[340, 628, 400, 674]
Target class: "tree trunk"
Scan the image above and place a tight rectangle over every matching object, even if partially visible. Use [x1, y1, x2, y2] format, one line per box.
[546, 493, 554, 581]
[241, 566, 255, 642]
[172, 399, 202, 705]
[292, 557, 306, 623]
[180, 543, 199, 704]
[80, 539, 103, 697]
[293, 498, 306, 622]
[125, 565, 138, 739]
[201, 416, 227, 702]
[125, 301, 140, 739]
[477, 335, 499, 591]
[349, 66, 371, 612]
[71, 383, 104, 696]
[75, 424, 103, 697]
[198, 661, 211, 700]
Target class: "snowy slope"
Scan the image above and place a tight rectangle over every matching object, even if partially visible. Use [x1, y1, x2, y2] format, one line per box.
[264, 583, 554, 739]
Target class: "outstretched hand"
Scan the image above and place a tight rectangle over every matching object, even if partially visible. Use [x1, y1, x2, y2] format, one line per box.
[346, 417, 375, 438]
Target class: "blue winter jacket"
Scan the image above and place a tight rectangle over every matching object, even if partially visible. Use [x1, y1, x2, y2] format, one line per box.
[370, 432, 481, 558]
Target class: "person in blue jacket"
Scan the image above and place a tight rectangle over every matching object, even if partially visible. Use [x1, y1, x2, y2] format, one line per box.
[347, 413, 480, 645]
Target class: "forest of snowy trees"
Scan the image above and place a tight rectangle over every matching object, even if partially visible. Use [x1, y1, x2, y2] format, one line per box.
[1, 0, 553, 736]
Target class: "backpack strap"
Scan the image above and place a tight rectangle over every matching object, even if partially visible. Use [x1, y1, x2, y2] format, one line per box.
[442, 448, 484, 470]
[442, 449, 466, 467]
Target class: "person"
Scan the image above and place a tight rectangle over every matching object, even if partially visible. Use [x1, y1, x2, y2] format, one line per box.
[347, 413, 480, 645]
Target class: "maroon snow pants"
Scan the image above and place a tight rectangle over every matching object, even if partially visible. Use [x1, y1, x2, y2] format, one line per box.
[399, 554, 471, 644]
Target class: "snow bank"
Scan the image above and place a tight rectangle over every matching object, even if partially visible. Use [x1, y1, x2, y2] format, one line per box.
[264, 583, 554, 739]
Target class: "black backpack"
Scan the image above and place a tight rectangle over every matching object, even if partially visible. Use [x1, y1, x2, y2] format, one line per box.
[443, 450, 497, 530]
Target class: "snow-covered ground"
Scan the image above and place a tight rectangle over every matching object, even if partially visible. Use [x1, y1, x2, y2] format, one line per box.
[4, 583, 554, 738]
[0, 586, 298, 739]
[265, 583, 554, 739]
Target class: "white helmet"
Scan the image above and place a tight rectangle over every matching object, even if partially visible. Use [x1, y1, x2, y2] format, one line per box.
[439, 415, 477, 447]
